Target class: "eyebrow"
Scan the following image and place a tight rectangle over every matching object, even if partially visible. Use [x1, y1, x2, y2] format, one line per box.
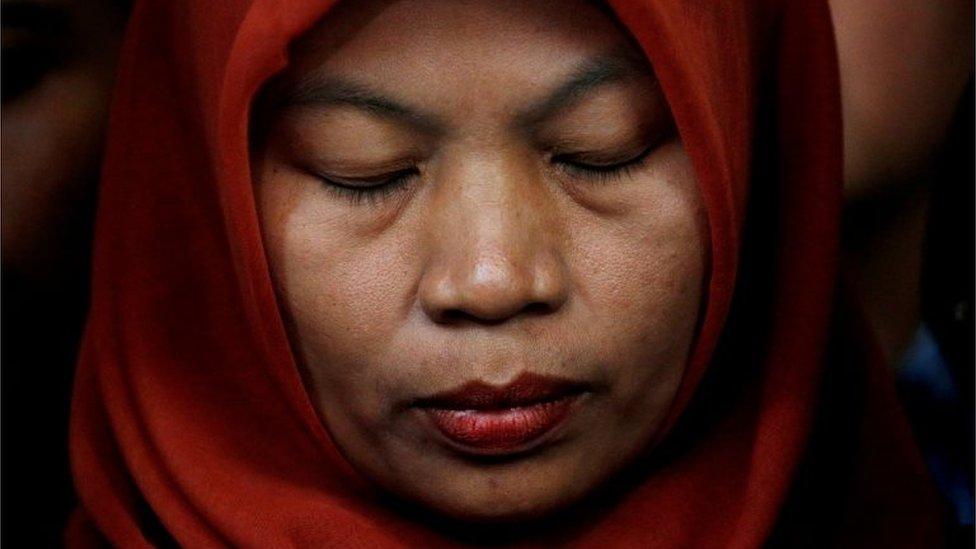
[276, 76, 447, 136]
[514, 51, 652, 129]
[272, 50, 651, 135]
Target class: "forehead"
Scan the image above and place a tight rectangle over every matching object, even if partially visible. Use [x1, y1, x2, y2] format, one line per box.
[282, 0, 642, 107]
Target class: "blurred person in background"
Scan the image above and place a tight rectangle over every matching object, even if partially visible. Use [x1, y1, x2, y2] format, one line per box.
[830, 0, 975, 543]
[1, 0, 128, 544]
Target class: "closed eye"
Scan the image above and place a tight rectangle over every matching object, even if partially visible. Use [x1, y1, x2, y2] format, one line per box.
[551, 143, 655, 183]
[309, 166, 420, 205]
[553, 144, 653, 173]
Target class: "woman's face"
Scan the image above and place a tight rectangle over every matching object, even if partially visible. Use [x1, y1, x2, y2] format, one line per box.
[253, 0, 707, 522]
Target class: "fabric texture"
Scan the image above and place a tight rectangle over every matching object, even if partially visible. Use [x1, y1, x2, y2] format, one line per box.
[68, 0, 944, 546]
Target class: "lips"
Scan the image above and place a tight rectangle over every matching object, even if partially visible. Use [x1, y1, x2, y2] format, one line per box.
[416, 372, 587, 455]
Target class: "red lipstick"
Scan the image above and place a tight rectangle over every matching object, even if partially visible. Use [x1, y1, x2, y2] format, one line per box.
[417, 373, 586, 455]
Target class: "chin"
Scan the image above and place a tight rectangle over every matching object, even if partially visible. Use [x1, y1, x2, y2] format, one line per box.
[388, 459, 596, 527]
[433, 493, 565, 525]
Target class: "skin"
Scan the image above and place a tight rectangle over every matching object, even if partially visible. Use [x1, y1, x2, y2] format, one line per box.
[1, 1, 126, 545]
[830, 0, 973, 364]
[1, 0, 126, 283]
[253, 0, 707, 523]
[832, 0, 973, 200]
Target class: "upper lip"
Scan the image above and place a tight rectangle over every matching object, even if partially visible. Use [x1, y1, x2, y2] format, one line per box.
[414, 372, 588, 410]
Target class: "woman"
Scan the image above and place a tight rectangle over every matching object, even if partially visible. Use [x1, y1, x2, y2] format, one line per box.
[69, 0, 944, 546]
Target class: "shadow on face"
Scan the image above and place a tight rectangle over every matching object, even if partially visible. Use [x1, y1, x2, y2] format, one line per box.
[252, 0, 708, 525]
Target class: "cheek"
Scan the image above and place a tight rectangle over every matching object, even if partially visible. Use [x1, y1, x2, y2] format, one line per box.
[255, 171, 418, 396]
[575, 148, 705, 326]
[568, 145, 706, 418]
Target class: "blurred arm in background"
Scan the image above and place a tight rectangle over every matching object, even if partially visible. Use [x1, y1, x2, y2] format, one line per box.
[1, 0, 128, 545]
[830, 0, 974, 541]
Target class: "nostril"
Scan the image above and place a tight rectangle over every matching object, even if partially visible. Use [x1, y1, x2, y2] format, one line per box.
[521, 301, 556, 317]
[433, 300, 557, 326]
[436, 308, 504, 326]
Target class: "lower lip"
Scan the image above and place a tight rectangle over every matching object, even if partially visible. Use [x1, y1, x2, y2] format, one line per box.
[424, 396, 579, 455]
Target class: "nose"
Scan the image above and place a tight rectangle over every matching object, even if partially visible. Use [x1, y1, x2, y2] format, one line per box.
[419, 154, 568, 325]
[421, 250, 568, 324]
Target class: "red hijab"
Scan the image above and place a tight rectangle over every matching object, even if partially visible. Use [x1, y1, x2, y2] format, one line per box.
[69, 0, 943, 546]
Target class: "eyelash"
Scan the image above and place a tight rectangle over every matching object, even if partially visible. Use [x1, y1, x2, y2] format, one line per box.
[315, 168, 419, 206]
[550, 145, 655, 184]
[313, 144, 655, 205]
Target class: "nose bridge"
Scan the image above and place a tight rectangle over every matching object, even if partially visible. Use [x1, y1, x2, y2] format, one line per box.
[420, 150, 566, 323]
[455, 153, 541, 256]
